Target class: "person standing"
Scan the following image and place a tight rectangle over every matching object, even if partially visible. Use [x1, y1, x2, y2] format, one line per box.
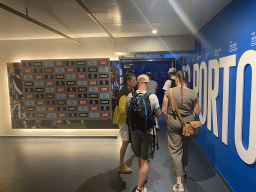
[125, 74, 161, 192]
[113, 73, 137, 174]
[162, 71, 201, 192]
[126, 69, 137, 91]
[163, 68, 177, 91]
[110, 70, 119, 110]
[146, 72, 160, 130]
[10, 67, 26, 128]
[146, 72, 158, 94]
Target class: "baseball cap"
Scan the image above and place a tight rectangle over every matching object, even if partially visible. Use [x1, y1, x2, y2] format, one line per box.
[137, 74, 150, 82]
[168, 68, 176, 73]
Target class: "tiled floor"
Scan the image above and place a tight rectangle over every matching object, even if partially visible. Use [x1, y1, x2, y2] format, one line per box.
[0, 116, 233, 192]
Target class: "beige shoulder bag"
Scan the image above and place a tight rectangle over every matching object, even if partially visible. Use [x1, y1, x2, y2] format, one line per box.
[169, 88, 201, 138]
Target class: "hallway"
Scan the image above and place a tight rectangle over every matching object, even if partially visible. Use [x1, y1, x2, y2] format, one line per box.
[0, 115, 233, 192]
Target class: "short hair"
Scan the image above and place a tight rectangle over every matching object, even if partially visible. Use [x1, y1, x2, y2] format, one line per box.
[126, 69, 134, 74]
[123, 73, 135, 85]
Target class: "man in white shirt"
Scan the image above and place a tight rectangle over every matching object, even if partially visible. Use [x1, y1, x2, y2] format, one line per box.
[146, 72, 160, 130]
[162, 68, 177, 91]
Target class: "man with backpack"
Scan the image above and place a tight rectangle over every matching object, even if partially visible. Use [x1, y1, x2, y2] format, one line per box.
[125, 74, 161, 192]
[163, 67, 177, 91]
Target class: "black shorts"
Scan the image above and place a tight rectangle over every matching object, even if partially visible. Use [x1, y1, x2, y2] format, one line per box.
[131, 131, 155, 160]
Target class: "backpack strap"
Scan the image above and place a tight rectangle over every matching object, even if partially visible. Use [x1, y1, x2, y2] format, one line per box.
[145, 91, 151, 96]
[153, 125, 159, 150]
[132, 91, 137, 98]
[146, 91, 159, 150]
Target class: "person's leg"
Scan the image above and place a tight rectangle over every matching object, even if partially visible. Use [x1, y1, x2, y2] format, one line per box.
[118, 123, 132, 173]
[167, 130, 184, 177]
[137, 159, 150, 191]
[137, 156, 142, 168]
[182, 137, 190, 174]
[177, 176, 182, 184]
[167, 130, 185, 191]
[119, 140, 129, 167]
[136, 133, 152, 191]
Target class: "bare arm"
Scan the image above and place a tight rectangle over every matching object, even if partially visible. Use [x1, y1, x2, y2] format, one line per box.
[111, 95, 117, 100]
[154, 107, 161, 118]
[193, 99, 201, 116]
[162, 95, 168, 122]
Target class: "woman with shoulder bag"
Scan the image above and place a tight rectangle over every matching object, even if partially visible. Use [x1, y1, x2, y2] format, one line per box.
[162, 70, 201, 192]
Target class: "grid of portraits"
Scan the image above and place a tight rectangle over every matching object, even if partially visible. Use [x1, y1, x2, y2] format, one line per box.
[22, 59, 111, 120]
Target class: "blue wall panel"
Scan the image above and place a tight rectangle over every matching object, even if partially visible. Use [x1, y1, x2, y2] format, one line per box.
[119, 58, 174, 106]
[198, 0, 256, 191]
[164, 0, 256, 191]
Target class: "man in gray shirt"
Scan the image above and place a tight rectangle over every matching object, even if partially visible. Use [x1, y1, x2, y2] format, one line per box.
[146, 72, 160, 130]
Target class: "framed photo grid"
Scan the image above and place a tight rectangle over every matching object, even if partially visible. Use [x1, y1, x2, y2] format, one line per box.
[22, 59, 111, 120]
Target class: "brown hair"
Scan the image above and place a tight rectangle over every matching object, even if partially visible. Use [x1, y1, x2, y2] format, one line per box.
[123, 73, 135, 85]
[176, 70, 188, 103]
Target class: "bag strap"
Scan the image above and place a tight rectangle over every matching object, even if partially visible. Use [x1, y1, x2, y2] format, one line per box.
[132, 91, 138, 98]
[169, 88, 185, 126]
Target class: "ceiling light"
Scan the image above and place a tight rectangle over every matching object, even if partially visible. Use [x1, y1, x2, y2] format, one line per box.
[152, 30, 157, 34]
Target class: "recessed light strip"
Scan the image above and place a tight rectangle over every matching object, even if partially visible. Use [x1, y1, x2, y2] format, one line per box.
[0, 3, 80, 44]
[76, 0, 114, 38]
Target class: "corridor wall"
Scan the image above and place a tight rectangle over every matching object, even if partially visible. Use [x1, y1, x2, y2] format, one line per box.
[164, 0, 256, 191]
[0, 37, 119, 136]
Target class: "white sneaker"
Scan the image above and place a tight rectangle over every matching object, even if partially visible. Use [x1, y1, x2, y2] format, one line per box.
[173, 183, 184, 192]
[135, 187, 147, 192]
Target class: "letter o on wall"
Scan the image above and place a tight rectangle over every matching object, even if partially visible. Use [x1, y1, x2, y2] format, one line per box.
[199, 62, 208, 125]
[235, 50, 256, 164]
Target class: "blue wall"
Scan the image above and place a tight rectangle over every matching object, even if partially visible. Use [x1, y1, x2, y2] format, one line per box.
[164, 0, 256, 191]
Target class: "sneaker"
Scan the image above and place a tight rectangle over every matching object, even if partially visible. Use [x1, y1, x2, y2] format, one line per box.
[173, 183, 184, 192]
[135, 187, 147, 192]
[118, 165, 132, 174]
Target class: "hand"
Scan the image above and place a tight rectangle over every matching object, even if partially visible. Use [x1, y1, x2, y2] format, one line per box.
[111, 95, 117, 100]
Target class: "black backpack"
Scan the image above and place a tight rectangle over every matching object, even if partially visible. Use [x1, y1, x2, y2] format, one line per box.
[170, 78, 176, 88]
[127, 92, 155, 134]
